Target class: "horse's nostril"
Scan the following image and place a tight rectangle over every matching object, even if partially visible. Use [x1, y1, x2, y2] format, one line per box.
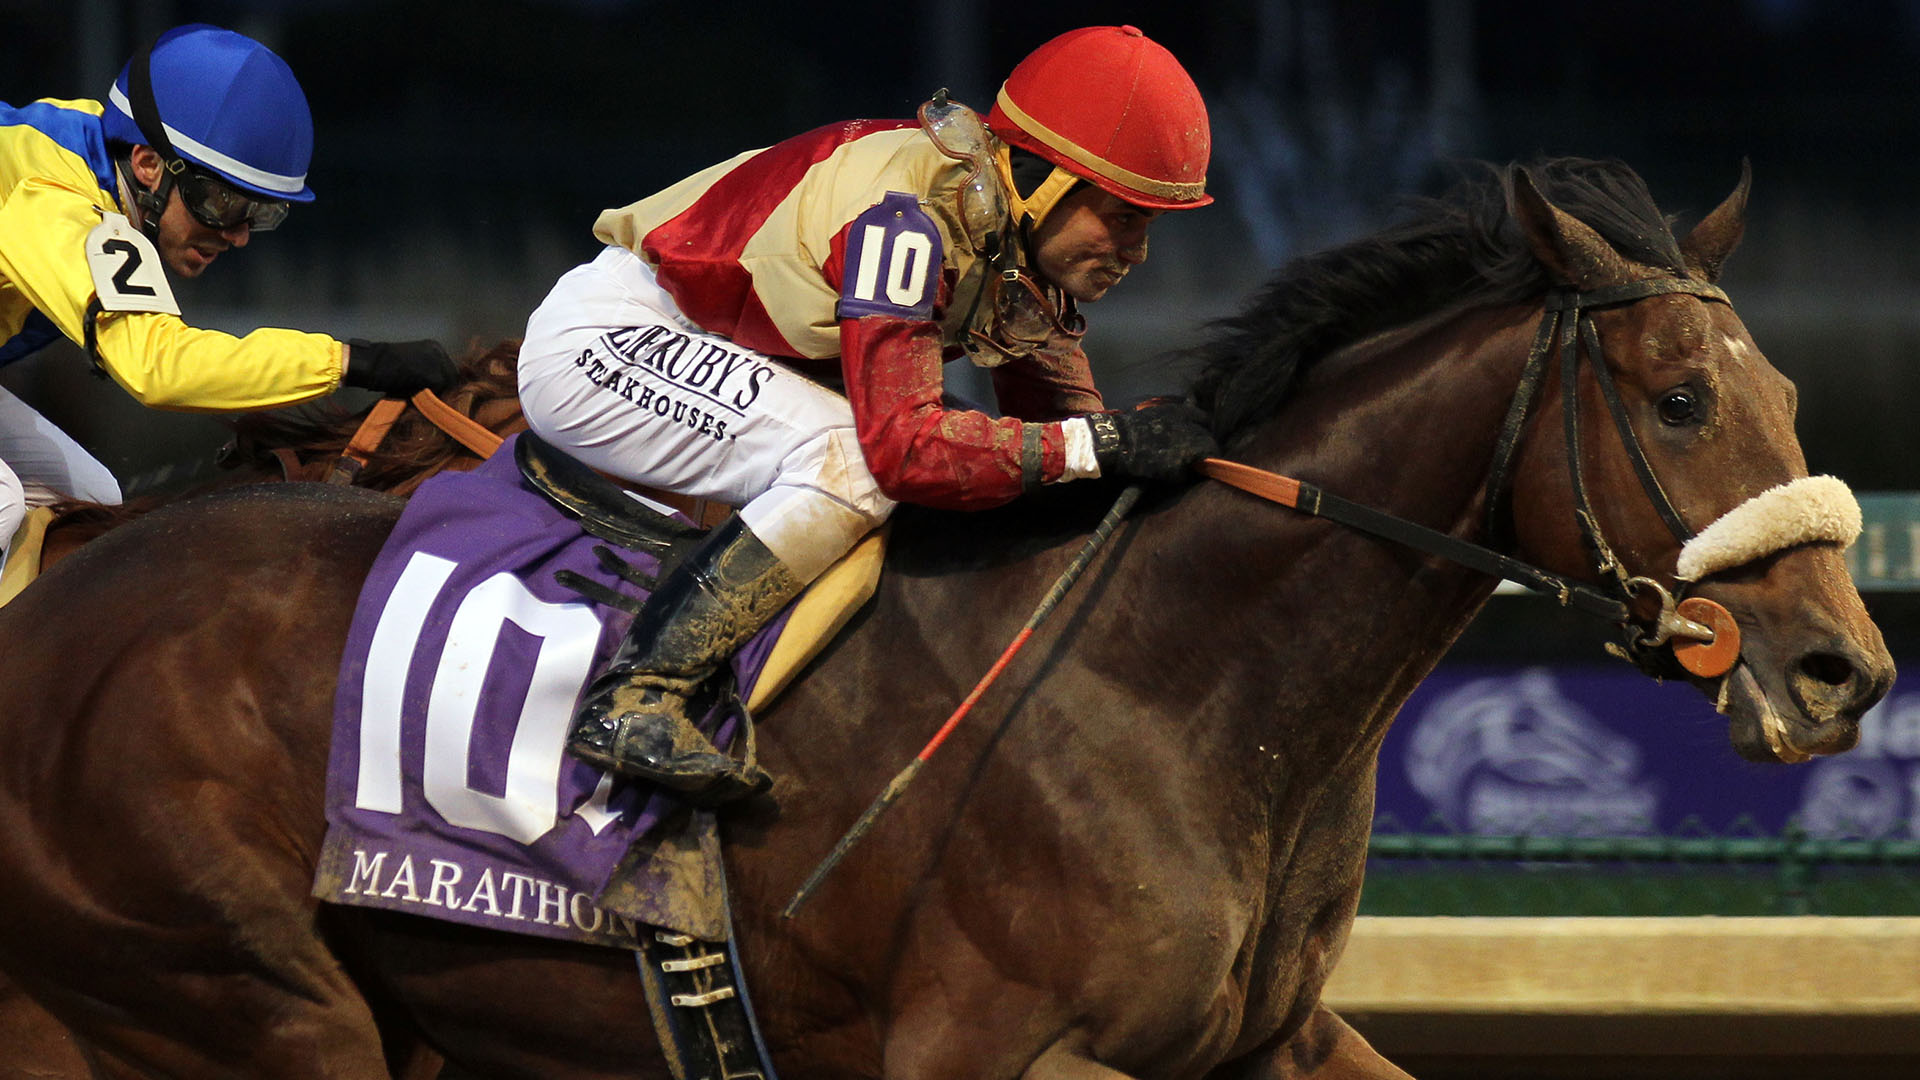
[1798, 651, 1858, 689]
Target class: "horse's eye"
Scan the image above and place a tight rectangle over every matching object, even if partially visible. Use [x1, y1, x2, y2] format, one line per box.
[1657, 388, 1698, 425]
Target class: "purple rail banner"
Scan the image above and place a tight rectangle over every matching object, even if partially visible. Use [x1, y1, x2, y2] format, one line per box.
[1375, 660, 1920, 839]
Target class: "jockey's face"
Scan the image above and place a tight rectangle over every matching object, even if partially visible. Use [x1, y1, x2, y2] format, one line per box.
[1030, 186, 1161, 303]
[128, 145, 253, 279]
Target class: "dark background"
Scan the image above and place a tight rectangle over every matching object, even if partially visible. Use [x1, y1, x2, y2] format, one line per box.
[9, 7, 1919, 1074]
[4, 0, 1918, 495]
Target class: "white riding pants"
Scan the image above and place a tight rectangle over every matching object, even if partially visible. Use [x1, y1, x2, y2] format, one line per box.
[518, 246, 895, 583]
[0, 383, 122, 568]
[0, 456, 20, 568]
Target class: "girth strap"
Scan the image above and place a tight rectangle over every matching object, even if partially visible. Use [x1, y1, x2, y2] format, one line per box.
[631, 818, 781, 1080]
[635, 928, 777, 1080]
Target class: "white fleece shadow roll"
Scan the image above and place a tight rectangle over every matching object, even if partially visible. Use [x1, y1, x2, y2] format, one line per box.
[1676, 475, 1862, 582]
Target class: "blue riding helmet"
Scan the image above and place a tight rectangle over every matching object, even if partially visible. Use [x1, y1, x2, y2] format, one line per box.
[102, 23, 316, 203]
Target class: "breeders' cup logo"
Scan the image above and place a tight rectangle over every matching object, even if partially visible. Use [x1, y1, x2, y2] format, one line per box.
[1404, 668, 1659, 835]
[1797, 689, 1920, 839]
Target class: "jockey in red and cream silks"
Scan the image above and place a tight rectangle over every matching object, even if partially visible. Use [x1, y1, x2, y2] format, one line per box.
[516, 25, 1221, 803]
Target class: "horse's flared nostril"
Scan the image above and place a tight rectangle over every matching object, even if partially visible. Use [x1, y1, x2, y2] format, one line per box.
[1789, 645, 1888, 738]
[1799, 651, 1859, 691]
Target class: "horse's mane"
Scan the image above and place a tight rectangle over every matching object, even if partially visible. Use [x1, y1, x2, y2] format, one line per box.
[224, 339, 524, 494]
[1188, 156, 1689, 442]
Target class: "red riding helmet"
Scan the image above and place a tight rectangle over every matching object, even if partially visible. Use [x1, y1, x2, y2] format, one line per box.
[987, 25, 1212, 211]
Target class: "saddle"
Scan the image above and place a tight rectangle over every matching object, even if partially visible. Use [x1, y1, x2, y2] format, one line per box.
[514, 432, 885, 714]
[0, 506, 54, 610]
[314, 432, 883, 1080]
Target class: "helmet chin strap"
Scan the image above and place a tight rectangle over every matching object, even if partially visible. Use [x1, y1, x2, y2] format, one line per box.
[116, 154, 172, 240]
[993, 144, 1079, 228]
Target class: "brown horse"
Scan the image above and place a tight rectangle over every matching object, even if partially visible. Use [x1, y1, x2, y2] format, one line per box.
[0, 159, 1892, 1079]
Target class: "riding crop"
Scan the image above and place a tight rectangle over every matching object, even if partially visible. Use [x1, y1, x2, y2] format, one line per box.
[781, 482, 1144, 919]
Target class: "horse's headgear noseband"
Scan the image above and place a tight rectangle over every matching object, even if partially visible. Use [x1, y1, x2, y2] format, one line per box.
[1203, 274, 1861, 683]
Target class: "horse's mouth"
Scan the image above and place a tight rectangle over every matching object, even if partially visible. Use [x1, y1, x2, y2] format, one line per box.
[1717, 661, 1851, 764]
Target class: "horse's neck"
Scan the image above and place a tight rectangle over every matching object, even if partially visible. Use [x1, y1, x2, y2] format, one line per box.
[1284, 303, 1538, 527]
[784, 303, 1546, 835]
[1133, 303, 1543, 766]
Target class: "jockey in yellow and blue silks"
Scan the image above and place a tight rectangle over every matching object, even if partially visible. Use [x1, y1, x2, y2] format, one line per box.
[0, 23, 458, 561]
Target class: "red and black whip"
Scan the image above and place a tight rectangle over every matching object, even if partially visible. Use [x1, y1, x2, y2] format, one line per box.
[781, 484, 1143, 918]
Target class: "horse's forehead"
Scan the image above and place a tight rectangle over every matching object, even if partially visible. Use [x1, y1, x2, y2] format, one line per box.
[1638, 295, 1720, 352]
[1622, 296, 1760, 374]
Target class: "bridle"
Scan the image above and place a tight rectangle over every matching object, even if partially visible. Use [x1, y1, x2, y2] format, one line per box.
[1201, 274, 1744, 678]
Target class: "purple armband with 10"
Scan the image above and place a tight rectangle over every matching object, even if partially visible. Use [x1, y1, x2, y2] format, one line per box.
[836, 191, 943, 321]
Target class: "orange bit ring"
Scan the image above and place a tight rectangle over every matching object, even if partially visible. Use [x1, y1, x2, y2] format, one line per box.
[1672, 597, 1741, 677]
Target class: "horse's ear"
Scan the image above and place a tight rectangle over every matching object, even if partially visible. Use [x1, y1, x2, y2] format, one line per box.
[1507, 165, 1639, 290]
[1679, 159, 1751, 284]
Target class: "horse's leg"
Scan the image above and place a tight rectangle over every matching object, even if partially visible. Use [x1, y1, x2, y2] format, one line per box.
[1207, 1005, 1412, 1080]
[0, 648, 400, 1077]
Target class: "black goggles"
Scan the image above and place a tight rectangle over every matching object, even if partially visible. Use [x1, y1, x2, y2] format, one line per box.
[168, 160, 291, 232]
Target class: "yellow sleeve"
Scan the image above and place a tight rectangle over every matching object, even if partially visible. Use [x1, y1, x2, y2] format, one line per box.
[90, 314, 344, 412]
[0, 156, 343, 413]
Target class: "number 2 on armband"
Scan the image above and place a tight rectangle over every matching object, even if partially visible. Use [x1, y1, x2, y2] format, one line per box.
[84, 213, 180, 316]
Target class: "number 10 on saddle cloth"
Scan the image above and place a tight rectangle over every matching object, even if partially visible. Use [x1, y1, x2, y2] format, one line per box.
[313, 434, 814, 948]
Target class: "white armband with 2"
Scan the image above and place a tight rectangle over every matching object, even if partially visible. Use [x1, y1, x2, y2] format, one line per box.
[85, 213, 179, 316]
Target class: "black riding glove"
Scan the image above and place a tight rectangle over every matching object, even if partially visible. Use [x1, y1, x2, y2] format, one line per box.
[1086, 401, 1220, 484]
[343, 339, 460, 397]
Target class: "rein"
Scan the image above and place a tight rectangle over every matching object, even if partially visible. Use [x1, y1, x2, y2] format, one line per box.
[326, 391, 504, 485]
[1201, 275, 1745, 678]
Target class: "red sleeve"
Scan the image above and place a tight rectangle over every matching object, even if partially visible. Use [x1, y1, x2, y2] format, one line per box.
[839, 314, 1068, 510]
[990, 343, 1105, 421]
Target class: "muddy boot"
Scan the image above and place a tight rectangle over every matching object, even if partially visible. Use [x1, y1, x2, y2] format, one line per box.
[567, 516, 803, 805]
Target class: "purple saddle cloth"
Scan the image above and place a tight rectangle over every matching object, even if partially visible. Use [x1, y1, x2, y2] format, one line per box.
[312, 433, 785, 947]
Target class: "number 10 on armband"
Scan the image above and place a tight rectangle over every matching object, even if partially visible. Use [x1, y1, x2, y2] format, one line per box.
[836, 191, 943, 321]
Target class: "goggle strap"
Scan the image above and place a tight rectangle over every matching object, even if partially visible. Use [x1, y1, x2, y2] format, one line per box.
[115, 155, 170, 239]
[123, 35, 181, 239]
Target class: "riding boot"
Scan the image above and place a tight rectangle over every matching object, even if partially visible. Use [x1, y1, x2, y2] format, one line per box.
[567, 516, 804, 805]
